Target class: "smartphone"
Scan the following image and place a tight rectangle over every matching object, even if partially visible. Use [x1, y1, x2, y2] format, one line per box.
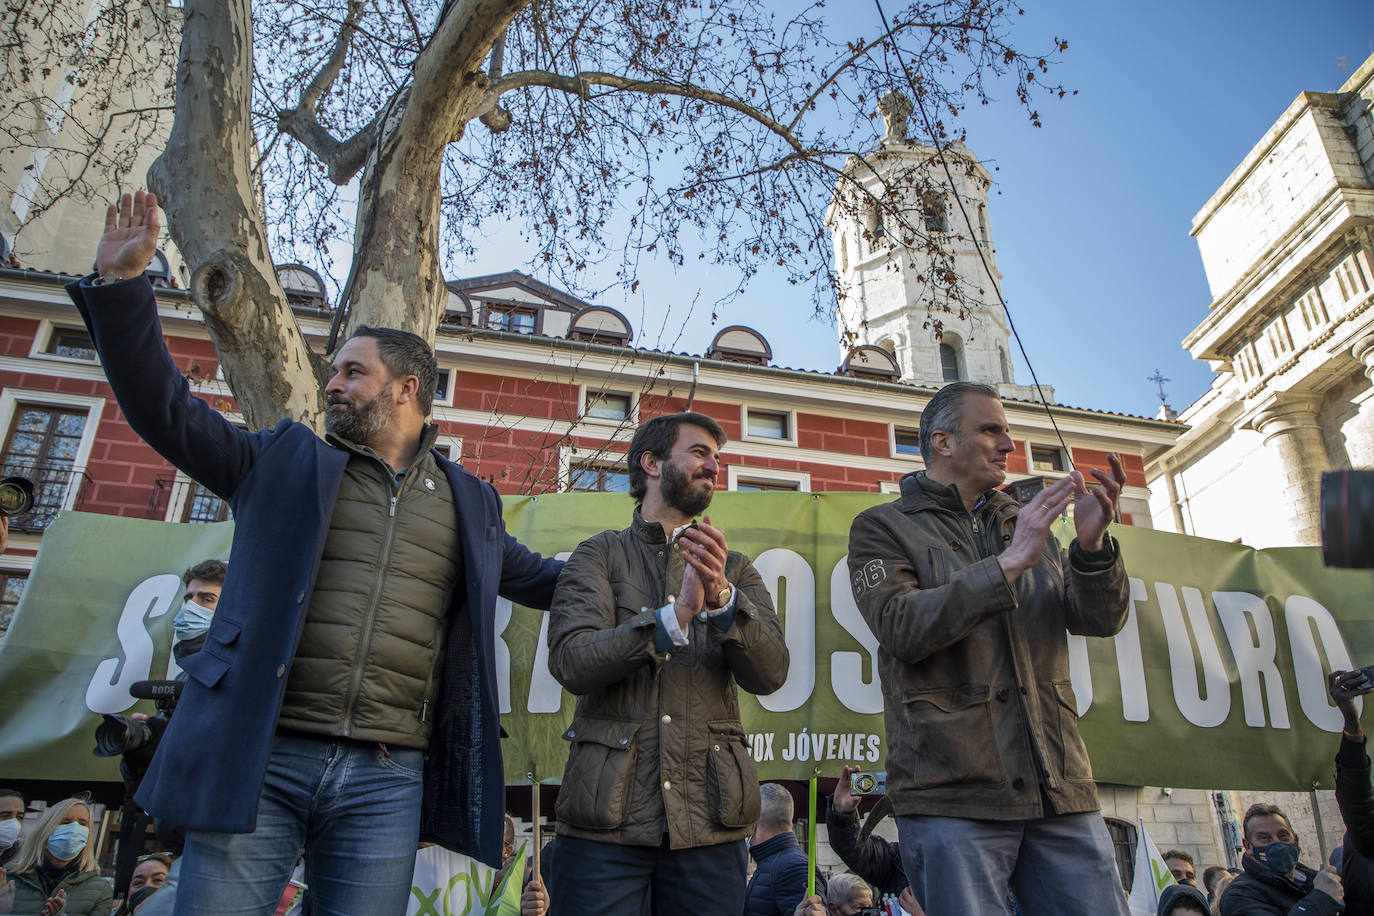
[850, 771, 886, 796]
[1332, 666, 1374, 701]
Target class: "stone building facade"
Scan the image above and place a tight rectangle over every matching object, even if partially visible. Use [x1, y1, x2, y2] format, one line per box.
[1148, 56, 1374, 549]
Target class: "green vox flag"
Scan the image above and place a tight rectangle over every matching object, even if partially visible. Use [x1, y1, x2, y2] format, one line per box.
[1, 496, 1371, 792]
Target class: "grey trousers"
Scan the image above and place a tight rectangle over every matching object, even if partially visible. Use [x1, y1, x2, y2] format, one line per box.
[896, 811, 1130, 916]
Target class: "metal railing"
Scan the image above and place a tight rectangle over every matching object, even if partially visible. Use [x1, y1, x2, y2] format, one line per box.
[0, 462, 93, 532]
[148, 475, 231, 524]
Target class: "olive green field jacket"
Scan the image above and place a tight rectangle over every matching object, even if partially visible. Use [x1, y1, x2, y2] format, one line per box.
[548, 510, 789, 848]
[847, 472, 1129, 822]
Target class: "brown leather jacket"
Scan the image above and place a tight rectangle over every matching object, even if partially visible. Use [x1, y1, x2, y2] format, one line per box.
[847, 472, 1128, 821]
[548, 509, 789, 848]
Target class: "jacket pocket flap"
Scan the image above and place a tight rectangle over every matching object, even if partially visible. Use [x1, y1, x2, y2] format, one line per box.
[903, 683, 990, 712]
[562, 717, 640, 749]
[178, 650, 230, 688]
[208, 616, 241, 646]
[1053, 679, 1079, 713]
[706, 720, 747, 738]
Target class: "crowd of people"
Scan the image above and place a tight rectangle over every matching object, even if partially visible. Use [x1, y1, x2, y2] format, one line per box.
[0, 192, 1368, 914]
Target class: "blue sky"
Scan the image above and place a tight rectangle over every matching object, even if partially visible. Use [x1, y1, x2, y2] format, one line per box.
[457, 1, 1374, 420]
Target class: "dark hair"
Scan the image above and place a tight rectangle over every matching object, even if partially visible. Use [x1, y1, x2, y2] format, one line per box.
[1162, 849, 1194, 867]
[918, 381, 999, 462]
[626, 412, 726, 502]
[0, 788, 22, 803]
[182, 559, 227, 587]
[1201, 865, 1229, 893]
[350, 326, 439, 415]
[1242, 803, 1292, 842]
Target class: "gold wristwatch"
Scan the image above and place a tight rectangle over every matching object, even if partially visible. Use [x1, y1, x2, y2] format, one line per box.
[709, 584, 732, 610]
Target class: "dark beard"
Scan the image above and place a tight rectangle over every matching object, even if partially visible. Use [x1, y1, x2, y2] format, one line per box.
[661, 460, 713, 517]
[324, 390, 394, 444]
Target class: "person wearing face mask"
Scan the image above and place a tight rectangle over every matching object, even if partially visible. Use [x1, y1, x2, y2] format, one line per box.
[1218, 803, 1344, 915]
[6, 796, 114, 916]
[0, 788, 24, 868]
[171, 559, 226, 670]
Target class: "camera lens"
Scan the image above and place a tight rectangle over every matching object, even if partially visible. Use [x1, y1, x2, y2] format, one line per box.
[1321, 470, 1374, 569]
[0, 476, 33, 517]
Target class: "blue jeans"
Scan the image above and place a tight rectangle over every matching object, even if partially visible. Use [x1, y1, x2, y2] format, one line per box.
[174, 733, 424, 916]
[896, 811, 1129, 916]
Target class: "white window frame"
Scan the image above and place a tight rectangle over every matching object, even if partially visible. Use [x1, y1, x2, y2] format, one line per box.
[579, 386, 637, 426]
[433, 435, 463, 462]
[0, 388, 105, 512]
[740, 405, 798, 447]
[726, 466, 811, 492]
[1030, 443, 1069, 474]
[559, 445, 630, 493]
[28, 319, 98, 364]
[890, 424, 922, 461]
[434, 368, 454, 407]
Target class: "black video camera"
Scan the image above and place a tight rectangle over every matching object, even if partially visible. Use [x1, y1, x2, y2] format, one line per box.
[1321, 470, 1374, 568]
[92, 680, 183, 759]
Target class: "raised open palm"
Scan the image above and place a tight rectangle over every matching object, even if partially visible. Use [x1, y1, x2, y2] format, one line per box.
[95, 190, 160, 279]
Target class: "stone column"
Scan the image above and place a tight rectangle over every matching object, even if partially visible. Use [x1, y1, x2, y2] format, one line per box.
[1253, 395, 1328, 546]
[1346, 334, 1374, 468]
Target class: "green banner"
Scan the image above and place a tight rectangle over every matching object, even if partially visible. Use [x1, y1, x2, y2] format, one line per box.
[1, 495, 1371, 792]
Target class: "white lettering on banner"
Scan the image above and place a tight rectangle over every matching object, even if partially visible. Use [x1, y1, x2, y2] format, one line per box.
[756, 548, 816, 713]
[1214, 591, 1288, 728]
[484, 550, 1359, 735]
[528, 612, 563, 713]
[771, 730, 881, 763]
[1115, 579, 1151, 722]
[829, 557, 883, 714]
[86, 574, 180, 714]
[1067, 634, 1092, 716]
[1285, 595, 1357, 731]
[495, 597, 513, 714]
[1155, 583, 1231, 727]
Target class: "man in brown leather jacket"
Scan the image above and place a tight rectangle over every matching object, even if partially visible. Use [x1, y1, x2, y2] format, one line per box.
[546, 411, 789, 915]
[847, 382, 1131, 916]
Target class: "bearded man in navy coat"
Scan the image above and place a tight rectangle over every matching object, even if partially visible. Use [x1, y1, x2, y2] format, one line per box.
[68, 191, 563, 916]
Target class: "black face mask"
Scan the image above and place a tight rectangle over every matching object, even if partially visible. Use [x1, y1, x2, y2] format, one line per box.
[1251, 841, 1301, 876]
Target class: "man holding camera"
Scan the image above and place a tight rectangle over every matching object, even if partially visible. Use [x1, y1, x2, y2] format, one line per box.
[545, 411, 788, 914]
[846, 382, 1130, 915]
[69, 191, 563, 915]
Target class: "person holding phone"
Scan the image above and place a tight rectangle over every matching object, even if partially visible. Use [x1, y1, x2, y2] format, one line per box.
[1330, 668, 1374, 914]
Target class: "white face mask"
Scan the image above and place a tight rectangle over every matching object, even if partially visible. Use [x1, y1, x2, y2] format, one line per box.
[0, 817, 20, 848]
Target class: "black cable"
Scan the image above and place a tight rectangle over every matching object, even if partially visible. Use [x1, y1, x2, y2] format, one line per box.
[871, 0, 1076, 470]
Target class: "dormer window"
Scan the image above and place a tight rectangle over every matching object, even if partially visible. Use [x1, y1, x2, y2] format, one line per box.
[276, 263, 328, 309]
[708, 326, 771, 366]
[485, 303, 537, 334]
[147, 250, 174, 288]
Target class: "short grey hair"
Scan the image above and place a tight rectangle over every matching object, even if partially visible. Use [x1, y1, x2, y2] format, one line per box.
[758, 782, 794, 831]
[826, 874, 872, 908]
[918, 381, 999, 463]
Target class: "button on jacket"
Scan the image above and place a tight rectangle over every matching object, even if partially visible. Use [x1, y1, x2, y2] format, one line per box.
[847, 471, 1128, 822]
[548, 509, 788, 848]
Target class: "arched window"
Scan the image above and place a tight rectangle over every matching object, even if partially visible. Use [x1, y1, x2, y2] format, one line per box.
[939, 342, 961, 382]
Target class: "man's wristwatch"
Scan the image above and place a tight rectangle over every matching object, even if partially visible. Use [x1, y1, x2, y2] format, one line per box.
[706, 584, 732, 610]
[91, 271, 127, 286]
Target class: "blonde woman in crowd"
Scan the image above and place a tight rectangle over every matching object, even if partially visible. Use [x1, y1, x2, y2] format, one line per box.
[3, 796, 113, 916]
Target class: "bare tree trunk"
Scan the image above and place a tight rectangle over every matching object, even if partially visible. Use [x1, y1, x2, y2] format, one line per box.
[148, 0, 326, 430]
[339, 0, 530, 339]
